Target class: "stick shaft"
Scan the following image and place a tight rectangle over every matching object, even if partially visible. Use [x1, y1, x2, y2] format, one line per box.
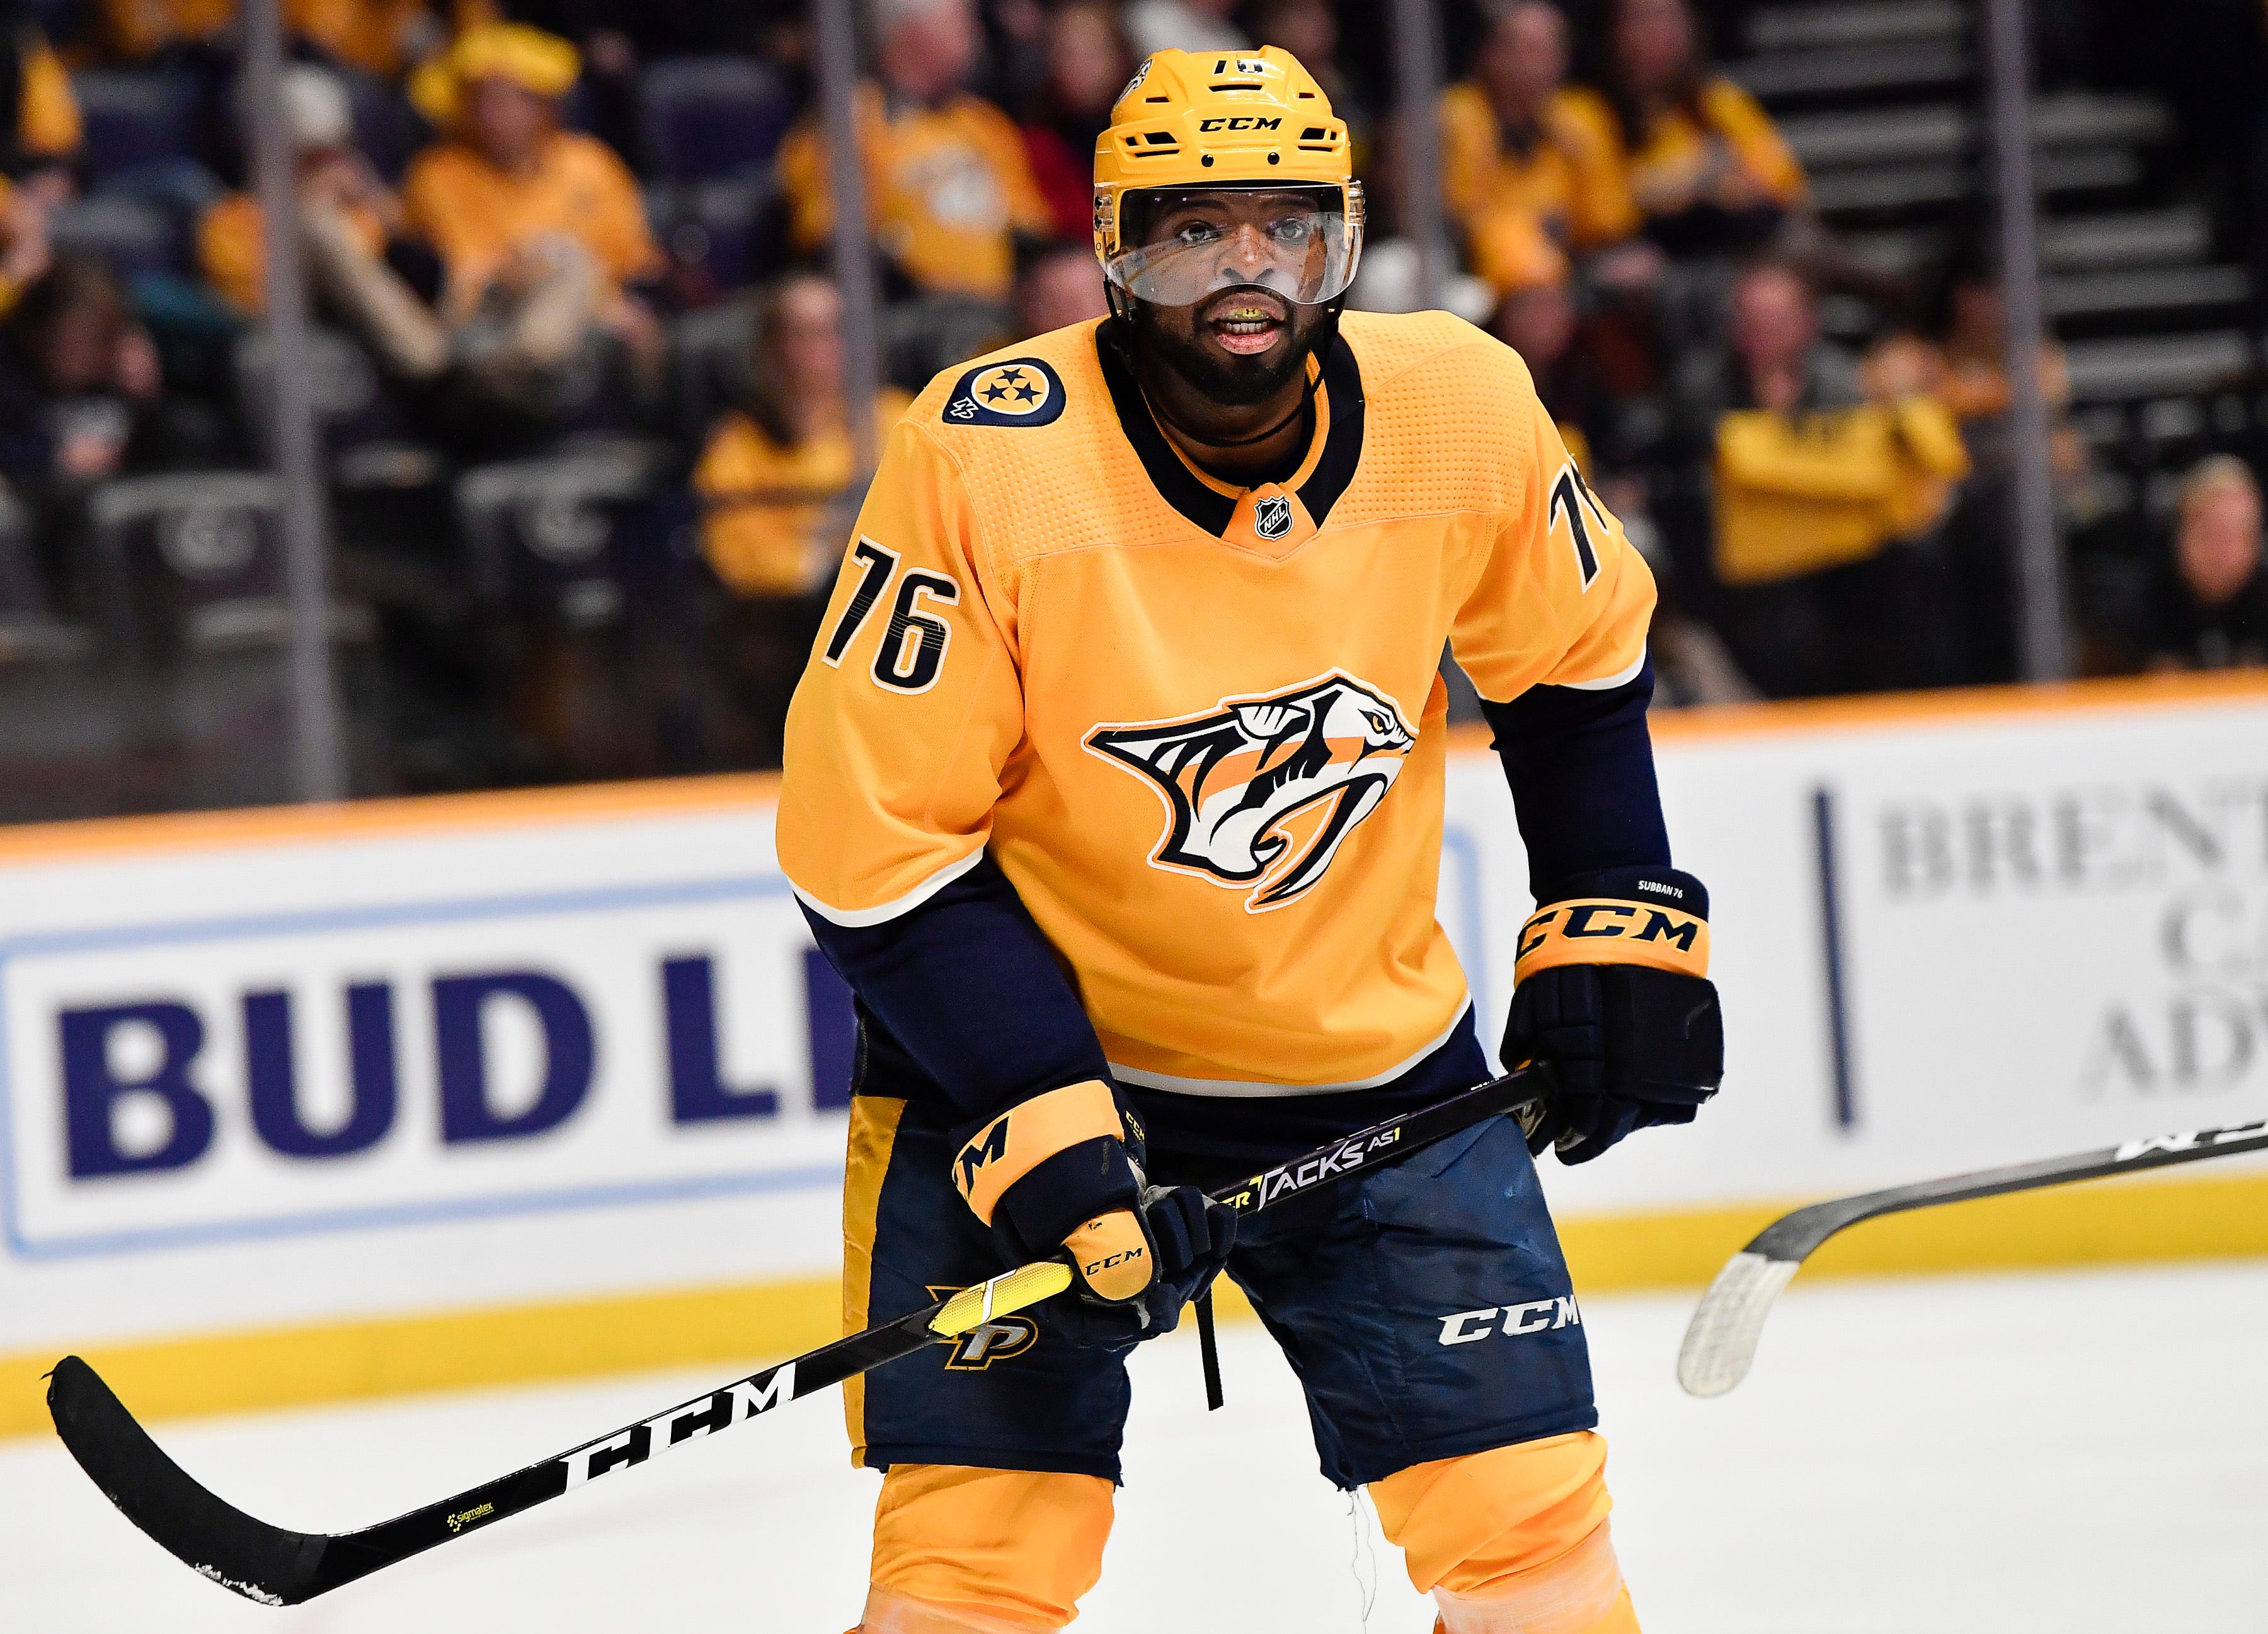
[309, 1303, 941, 1593]
[1752, 1112, 2268, 1262]
[55, 1068, 1544, 1604]
[500, 1067, 1540, 1510]
[393, 1068, 1546, 1536]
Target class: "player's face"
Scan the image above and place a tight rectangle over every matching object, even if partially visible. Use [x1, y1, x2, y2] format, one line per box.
[1123, 190, 1343, 407]
[1117, 187, 1354, 310]
[1130, 273, 1332, 408]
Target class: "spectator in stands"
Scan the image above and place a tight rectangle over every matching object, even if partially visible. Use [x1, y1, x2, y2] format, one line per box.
[384, 23, 662, 430]
[1560, 0, 1806, 259]
[1675, 256, 1968, 698]
[0, 256, 165, 591]
[0, 255, 160, 485]
[1439, 1, 1670, 384]
[1917, 251, 2087, 488]
[404, 25, 658, 313]
[775, 0, 1051, 304]
[1014, 236, 1106, 339]
[695, 272, 911, 598]
[465, 6, 668, 179]
[695, 272, 912, 764]
[200, 64, 399, 318]
[1336, 113, 1498, 322]
[1440, 1, 1628, 268]
[1019, 0, 1130, 243]
[1867, 247, 2090, 686]
[1122, 0, 1247, 60]
[2148, 455, 2268, 670]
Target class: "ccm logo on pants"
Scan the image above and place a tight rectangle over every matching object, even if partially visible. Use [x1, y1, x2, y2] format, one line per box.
[1437, 1297, 1582, 1346]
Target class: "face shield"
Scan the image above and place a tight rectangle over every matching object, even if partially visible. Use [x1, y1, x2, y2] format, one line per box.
[1103, 184, 1363, 309]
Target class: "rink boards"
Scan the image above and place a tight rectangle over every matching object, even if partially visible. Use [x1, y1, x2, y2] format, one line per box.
[4, 674, 2265, 1434]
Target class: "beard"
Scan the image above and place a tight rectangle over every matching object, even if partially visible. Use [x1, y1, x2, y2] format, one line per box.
[1128, 289, 1333, 408]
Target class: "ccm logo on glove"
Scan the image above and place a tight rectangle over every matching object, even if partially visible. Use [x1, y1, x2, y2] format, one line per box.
[1070, 1214, 1153, 1303]
[1515, 899, 1708, 981]
[1504, 866, 1724, 1166]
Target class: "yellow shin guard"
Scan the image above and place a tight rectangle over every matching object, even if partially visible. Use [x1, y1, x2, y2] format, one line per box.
[1371, 1432, 1638, 1634]
[860, 1464, 1113, 1631]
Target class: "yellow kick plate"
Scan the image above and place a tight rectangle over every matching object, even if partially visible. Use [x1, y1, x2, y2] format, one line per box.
[930, 1262, 1074, 1337]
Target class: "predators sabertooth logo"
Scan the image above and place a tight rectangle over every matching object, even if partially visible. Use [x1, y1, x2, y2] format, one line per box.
[926, 1286, 1039, 1370]
[1085, 671, 1418, 912]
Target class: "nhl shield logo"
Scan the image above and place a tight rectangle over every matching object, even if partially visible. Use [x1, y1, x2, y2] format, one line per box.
[1084, 671, 1418, 912]
[1253, 493, 1294, 540]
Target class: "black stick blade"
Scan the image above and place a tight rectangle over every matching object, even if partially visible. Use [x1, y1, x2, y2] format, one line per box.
[47, 1356, 326, 1606]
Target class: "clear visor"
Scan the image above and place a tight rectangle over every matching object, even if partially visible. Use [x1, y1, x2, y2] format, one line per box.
[1105, 186, 1362, 308]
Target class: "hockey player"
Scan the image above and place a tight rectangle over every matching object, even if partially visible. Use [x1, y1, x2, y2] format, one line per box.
[779, 46, 1722, 1634]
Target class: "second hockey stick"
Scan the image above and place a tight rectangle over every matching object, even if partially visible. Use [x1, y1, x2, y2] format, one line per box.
[48, 1064, 1546, 1607]
[1676, 1112, 2268, 1398]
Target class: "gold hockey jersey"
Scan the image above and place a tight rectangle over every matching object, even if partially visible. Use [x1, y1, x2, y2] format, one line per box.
[777, 312, 1654, 1096]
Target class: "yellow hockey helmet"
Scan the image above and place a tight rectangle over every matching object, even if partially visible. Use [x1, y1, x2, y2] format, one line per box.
[1093, 47, 1363, 308]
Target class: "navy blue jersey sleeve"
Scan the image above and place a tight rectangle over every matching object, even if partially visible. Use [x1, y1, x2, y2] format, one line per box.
[800, 853, 1111, 1123]
[1479, 658, 1672, 902]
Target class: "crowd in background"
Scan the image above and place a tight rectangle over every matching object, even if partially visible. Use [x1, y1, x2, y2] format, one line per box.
[0, 0, 2259, 814]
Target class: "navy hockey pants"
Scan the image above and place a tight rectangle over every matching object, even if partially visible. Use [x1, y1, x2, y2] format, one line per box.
[840, 1026, 1597, 1488]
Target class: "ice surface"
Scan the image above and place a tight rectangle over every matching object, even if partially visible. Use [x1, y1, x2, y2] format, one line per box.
[4, 1261, 2264, 1633]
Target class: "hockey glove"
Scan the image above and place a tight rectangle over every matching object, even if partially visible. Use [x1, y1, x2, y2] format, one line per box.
[1504, 866, 1724, 1165]
[951, 1079, 1237, 1349]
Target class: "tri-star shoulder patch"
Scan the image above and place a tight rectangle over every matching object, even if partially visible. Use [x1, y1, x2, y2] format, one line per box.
[943, 358, 1066, 428]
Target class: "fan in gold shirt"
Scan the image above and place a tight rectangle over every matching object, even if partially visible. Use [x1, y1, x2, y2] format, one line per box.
[695, 275, 914, 600]
[774, 0, 1052, 301]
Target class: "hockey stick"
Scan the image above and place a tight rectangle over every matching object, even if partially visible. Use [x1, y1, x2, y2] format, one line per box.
[1676, 1112, 2268, 1398]
[48, 1065, 1546, 1606]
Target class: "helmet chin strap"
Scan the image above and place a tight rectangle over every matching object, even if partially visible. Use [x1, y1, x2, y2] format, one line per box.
[1107, 288, 1344, 456]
